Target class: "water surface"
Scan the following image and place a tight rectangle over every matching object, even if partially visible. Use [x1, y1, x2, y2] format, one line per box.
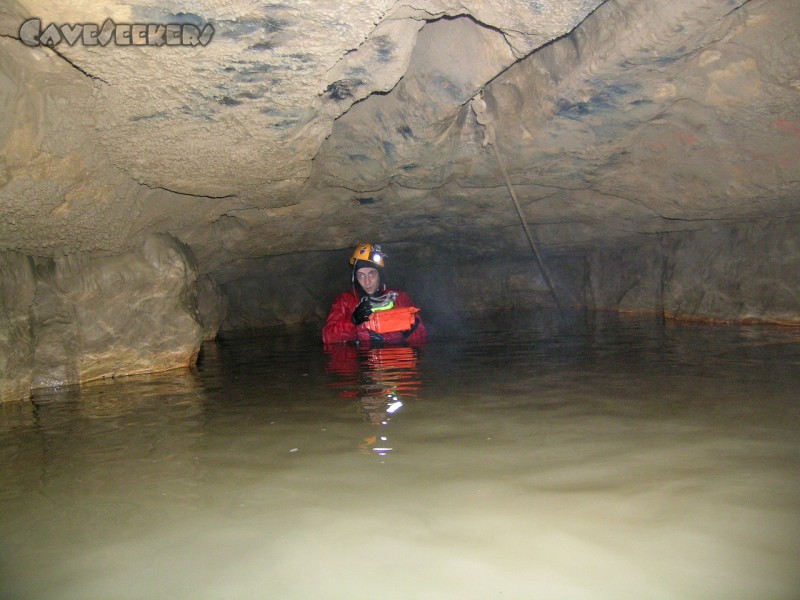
[1, 313, 799, 599]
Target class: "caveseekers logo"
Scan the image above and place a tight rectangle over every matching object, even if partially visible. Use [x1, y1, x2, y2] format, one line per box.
[19, 18, 214, 47]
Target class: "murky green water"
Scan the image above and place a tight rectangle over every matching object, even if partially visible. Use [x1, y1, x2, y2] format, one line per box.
[2, 313, 799, 599]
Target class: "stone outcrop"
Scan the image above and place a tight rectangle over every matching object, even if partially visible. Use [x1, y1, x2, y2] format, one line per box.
[586, 219, 800, 325]
[0, 252, 36, 401]
[0, 233, 222, 402]
[197, 275, 228, 341]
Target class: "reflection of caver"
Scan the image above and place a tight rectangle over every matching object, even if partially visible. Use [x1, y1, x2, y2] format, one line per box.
[324, 343, 421, 455]
[324, 345, 422, 400]
[322, 243, 428, 345]
[358, 391, 397, 425]
[357, 390, 403, 455]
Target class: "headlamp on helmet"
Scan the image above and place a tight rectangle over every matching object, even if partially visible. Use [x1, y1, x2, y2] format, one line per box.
[350, 243, 386, 268]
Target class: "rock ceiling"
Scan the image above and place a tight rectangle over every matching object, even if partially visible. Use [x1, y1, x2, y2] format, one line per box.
[1, 0, 798, 283]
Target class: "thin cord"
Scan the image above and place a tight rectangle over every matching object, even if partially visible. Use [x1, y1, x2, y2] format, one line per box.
[490, 143, 564, 313]
[471, 92, 564, 313]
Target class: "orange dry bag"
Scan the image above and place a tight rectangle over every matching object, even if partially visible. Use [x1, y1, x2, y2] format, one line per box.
[366, 306, 420, 334]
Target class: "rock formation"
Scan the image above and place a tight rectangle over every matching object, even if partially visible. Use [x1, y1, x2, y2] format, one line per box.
[0, 234, 213, 401]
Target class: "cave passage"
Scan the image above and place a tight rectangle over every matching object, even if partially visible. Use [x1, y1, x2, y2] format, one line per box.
[2, 312, 799, 599]
[2, 1, 798, 593]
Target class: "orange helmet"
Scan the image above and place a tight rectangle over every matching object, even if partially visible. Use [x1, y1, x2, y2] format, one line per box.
[350, 243, 385, 268]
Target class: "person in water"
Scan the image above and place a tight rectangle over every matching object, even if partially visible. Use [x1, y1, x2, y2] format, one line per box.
[322, 243, 427, 345]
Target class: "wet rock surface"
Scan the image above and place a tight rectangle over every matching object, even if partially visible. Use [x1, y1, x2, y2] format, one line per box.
[586, 219, 800, 324]
[0, 234, 222, 402]
[0, 252, 36, 402]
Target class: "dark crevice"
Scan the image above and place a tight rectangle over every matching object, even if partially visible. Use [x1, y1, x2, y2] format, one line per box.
[3, 32, 108, 83]
[724, 0, 753, 19]
[48, 47, 108, 84]
[141, 182, 239, 200]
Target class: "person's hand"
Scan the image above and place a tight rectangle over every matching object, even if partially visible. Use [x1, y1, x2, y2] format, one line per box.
[351, 297, 372, 325]
[368, 330, 385, 345]
[402, 317, 421, 339]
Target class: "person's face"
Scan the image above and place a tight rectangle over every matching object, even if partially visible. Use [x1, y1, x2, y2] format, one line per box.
[356, 267, 380, 295]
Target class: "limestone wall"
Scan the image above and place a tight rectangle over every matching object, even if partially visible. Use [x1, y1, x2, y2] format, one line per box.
[585, 219, 800, 324]
[3, 217, 793, 401]
[0, 251, 36, 402]
[0, 233, 223, 403]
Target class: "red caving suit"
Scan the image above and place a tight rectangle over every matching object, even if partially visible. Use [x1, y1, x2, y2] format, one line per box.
[322, 287, 428, 345]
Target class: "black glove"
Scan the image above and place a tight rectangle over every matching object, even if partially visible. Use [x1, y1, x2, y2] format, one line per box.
[369, 330, 385, 345]
[402, 317, 421, 339]
[351, 297, 372, 325]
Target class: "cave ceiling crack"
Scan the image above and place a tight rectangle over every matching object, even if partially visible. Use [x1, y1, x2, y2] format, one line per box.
[581, 189, 666, 218]
[110, 156, 302, 203]
[208, 203, 310, 226]
[724, 0, 753, 19]
[309, 10, 553, 169]
[390, 3, 443, 21]
[139, 181, 239, 200]
[48, 46, 108, 84]
[3, 34, 109, 83]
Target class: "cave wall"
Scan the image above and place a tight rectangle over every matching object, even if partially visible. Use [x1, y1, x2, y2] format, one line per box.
[586, 218, 800, 324]
[0, 233, 224, 402]
[404, 218, 800, 327]
[218, 251, 345, 332]
[0, 251, 36, 402]
[211, 215, 800, 335]
[1, 214, 797, 404]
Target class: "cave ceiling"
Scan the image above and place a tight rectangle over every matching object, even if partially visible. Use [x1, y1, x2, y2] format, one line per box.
[1, 0, 798, 282]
